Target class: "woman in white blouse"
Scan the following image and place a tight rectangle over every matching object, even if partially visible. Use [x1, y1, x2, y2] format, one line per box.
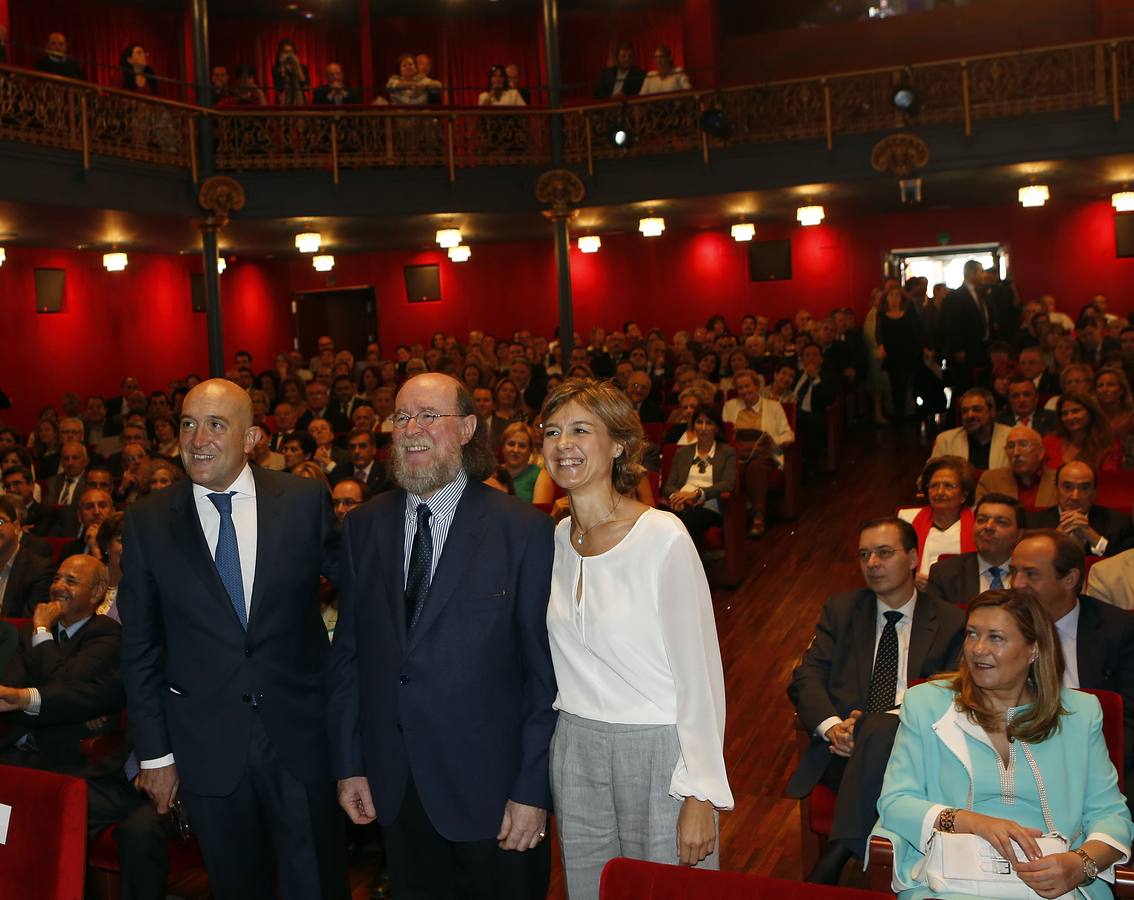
[639, 45, 691, 95]
[898, 455, 977, 590]
[540, 378, 733, 900]
[479, 64, 527, 106]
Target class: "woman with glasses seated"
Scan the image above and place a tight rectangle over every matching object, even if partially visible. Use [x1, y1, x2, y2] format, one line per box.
[662, 404, 737, 551]
[898, 456, 977, 591]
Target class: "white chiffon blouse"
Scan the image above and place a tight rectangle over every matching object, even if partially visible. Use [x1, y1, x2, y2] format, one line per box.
[547, 508, 734, 809]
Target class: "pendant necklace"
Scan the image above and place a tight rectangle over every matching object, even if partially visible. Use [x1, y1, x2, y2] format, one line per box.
[573, 493, 622, 546]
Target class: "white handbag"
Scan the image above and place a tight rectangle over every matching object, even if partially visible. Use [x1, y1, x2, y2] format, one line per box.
[913, 740, 1078, 899]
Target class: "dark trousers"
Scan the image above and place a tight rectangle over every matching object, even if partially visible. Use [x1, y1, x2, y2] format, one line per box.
[179, 716, 348, 900]
[828, 712, 900, 859]
[797, 410, 828, 470]
[676, 506, 722, 550]
[383, 774, 550, 900]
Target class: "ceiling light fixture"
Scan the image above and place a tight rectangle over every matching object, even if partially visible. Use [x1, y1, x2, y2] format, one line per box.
[313, 254, 334, 272]
[578, 235, 601, 253]
[730, 223, 755, 242]
[436, 228, 462, 248]
[796, 205, 825, 226]
[103, 252, 128, 272]
[639, 217, 665, 237]
[295, 232, 321, 253]
[1112, 192, 1134, 212]
[1018, 185, 1049, 208]
[448, 245, 471, 262]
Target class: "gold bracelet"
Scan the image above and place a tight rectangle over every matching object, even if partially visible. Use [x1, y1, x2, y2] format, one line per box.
[937, 808, 958, 833]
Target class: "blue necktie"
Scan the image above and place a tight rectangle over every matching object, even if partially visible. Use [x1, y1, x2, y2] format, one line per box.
[989, 566, 1004, 590]
[208, 492, 247, 629]
[405, 504, 433, 632]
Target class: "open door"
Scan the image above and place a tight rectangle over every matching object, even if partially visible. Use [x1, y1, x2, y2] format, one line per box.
[293, 286, 377, 362]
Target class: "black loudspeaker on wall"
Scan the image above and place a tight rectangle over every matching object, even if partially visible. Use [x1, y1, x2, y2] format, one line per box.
[747, 240, 792, 282]
[189, 273, 206, 312]
[34, 268, 66, 313]
[1116, 214, 1134, 258]
[404, 264, 441, 303]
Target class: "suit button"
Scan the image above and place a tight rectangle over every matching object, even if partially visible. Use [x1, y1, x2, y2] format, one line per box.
[399, 675, 409, 685]
[242, 693, 251, 703]
[244, 648, 252, 657]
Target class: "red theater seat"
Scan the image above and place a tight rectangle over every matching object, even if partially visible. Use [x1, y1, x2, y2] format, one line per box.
[44, 537, 71, 565]
[600, 857, 892, 898]
[0, 764, 87, 900]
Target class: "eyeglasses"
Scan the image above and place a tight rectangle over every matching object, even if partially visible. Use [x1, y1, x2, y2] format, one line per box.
[388, 411, 463, 430]
[856, 547, 899, 562]
[333, 498, 362, 508]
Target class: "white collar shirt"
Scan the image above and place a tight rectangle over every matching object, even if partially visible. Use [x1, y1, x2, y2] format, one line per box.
[1055, 601, 1081, 688]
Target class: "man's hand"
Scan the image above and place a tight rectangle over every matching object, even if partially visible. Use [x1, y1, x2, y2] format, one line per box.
[84, 715, 109, 731]
[0, 686, 30, 712]
[497, 800, 547, 852]
[1058, 510, 1101, 547]
[136, 763, 180, 815]
[676, 797, 716, 866]
[32, 600, 63, 631]
[337, 776, 377, 825]
[825, 710, 861, 757]
[84, 524, 102, 558]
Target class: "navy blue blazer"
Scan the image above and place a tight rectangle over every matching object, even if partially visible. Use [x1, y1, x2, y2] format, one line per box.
[119, 467, 339, 796]
[326, 478, 557, 842]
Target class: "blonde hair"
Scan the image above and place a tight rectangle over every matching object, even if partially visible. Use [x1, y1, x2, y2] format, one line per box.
[540, 378, 644, 493]
[291, 461, 330, 492]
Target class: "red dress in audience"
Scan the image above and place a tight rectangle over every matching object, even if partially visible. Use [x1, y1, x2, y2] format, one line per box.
[1042, 433, 1122, 472]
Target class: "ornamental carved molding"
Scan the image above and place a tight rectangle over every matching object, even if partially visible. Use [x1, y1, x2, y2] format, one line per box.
[870, 133, 930, 179]
[197, 176, 246, 224]
[535, 169, 585, 220]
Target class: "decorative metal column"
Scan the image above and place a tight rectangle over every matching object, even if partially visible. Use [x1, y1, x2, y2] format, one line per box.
[195, 176, 246, 376]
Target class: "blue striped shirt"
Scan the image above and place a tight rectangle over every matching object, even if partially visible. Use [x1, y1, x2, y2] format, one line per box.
[402, 469, 468, 587]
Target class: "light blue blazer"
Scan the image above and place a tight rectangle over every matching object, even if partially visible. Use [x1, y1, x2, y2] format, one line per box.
[870, 681, 1134, 899]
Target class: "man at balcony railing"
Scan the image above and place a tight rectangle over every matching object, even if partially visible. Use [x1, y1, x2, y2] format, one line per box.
[34, 32, 84, 82]
[313, 63, 360, 106]
[595, 42, 646, 99]
[639, 45, 691, 95]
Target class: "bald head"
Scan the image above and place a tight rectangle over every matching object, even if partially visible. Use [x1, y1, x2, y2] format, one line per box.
[1056, 460, 1097, 513]
[179, 378, 257, 491]
[51, 554, 108, 626]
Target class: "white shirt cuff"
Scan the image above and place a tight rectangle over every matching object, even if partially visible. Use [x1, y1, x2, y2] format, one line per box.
[817, 716, 842, 741]
[139, 754, 176, 769]
[920, 803, 947, 851]
[30, 630, 53, 647]
[1091, 536, 1108, 556]
[24, 687, 41, 716]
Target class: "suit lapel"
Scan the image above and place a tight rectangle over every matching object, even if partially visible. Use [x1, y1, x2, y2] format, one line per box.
[908, 594, 940, 678]
[247, 467, 283, 631]
[853, 592, 876, 704]
[169, 481, 245, 630]
[406, 486, 488, 655]
[1076, 598, 1103, 686]
[384, 493, 408, 650]
[963, 555, 981, 603]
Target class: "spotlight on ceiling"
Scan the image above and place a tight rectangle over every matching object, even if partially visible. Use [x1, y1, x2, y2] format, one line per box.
[578, 235, 601, 253]
[294, 232, 321, 253]
[796, 205, 825, 227]
[730, 223, 755, 242]
[103, 252, 128, 272]
[609, 123, 634, 149]
[1112, 192, 1134, 212]
[217, 257, 227, 274]
[448, 245, 471, 262]
[891, 85, 919, 116]
[312, 254, 334, 272]
[436, 228, 462, 248]
[700, 108, 732, 139]
[638, 217, 665, 237]
[1018, 185, 1050, 208]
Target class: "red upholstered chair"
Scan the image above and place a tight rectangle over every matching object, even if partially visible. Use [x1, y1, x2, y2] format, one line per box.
[1097, 470, 1134, 511]
[1, 617, 31, 630]
[44, 537, 71, 565]
[794, 716, 836, 873]
[600, 857, 893, 898]
[0, 764, 87, 900]
[642, 422, 665, 446]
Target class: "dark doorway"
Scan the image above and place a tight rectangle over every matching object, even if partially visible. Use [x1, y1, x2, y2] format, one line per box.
[293, 286, 377, 361]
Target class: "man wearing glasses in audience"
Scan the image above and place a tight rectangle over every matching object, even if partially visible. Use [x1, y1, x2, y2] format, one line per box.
[975, 425, 1057, 509]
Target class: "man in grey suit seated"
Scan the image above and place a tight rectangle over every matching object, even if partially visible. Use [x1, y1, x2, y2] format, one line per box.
[925, 493, 1023, 606]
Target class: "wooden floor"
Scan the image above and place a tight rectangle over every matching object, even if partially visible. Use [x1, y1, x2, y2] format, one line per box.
[168, 421, 932, 899]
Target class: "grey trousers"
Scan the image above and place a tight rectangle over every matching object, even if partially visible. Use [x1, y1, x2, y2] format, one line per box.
[550, 712, 719, 900]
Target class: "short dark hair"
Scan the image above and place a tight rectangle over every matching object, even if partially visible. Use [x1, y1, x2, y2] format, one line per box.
[97, 512, 125, 559]
[282, 432, 317, 456]
[689, 403, 724, 434]
[974, 492, 1025, 529]
[1021, 527, 1086, 594]
[859, 516, 918, 552]
[347, 429, 375, 447]
[2, 465, 33, 483]
[454, 380, 497, 481]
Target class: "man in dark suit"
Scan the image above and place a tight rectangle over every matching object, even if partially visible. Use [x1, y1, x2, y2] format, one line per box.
[3, 465, 60, 536]
[594, 43, 645, 98]
[58, 488, 115, 561]
[269, 401, 298, 452]
[119, 378, 348, 900]
[626, 371, 664, 424]
[788, 516, 965, 883]
[925, 493, 1023, 607]
[312, 62, 361, 105]
[329, 375, 365, 427]
[44, 440, 88, 513]
[996, 375, 1059, 435]
[1010, 529, 1134, 805]
[1025, 461, 1133, 557]
[328, 373, 556, 900]
[0, 495, 55, 618]
[334, 429, 389, 495]
[939, 260, 994, 399]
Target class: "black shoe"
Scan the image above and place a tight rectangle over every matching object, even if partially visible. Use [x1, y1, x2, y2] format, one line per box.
[806, 844, 853, 885]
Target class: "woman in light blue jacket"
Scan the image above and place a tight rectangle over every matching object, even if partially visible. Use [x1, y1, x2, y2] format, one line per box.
[872, 589, 1133, 899]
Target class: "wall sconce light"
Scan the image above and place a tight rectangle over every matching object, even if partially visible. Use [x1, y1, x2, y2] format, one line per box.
[730, 223, 755, 242]
[294, 232, 321, 253]
[578, 235, 601, 253]
[0, 248, 5, 266]
[448, 245, 471, 262]
[313, 254, 334, 272]
[796, 205, 825, 226]
[1112, 192, 1134, 212]
[1017, 185, 1049, 208]
[436, 228, 462, 248]
[217, 258, 227, 274]
[639, 217, 665, 237]
[103, 252, 128, 272]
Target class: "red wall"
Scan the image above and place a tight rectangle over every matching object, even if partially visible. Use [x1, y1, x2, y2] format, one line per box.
[4, 197, 1133, 433]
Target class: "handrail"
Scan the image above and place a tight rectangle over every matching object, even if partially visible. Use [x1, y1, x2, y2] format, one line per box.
[0, 32, 1132, 180]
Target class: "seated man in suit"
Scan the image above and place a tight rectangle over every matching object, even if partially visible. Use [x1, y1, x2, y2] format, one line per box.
[0, 495, 55, 618]
[1025, 460, 1134, 557]
[787, 516, 965, 883]
[925, 493, 1022, 606]
[309, 418, 351, 479]
[625, 370, 664, 424]
[974, 425, 1056, 509]
[330, 479, 365, 524]
[1087, 547, 1134, 610]
[3, 465, 60, 537]
[1009, 529, 1134, 807]
[60, 488, 115, 559]
[996, 374, 1059, 434]
[0, 554, 170, 898]
[930, 388, 1010, 470]
[336, 429, 389, 494]
[594, 42, 645, 98]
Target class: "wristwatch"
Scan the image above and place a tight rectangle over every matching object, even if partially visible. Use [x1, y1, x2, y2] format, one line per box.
[1073, 847, 1099, 884]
